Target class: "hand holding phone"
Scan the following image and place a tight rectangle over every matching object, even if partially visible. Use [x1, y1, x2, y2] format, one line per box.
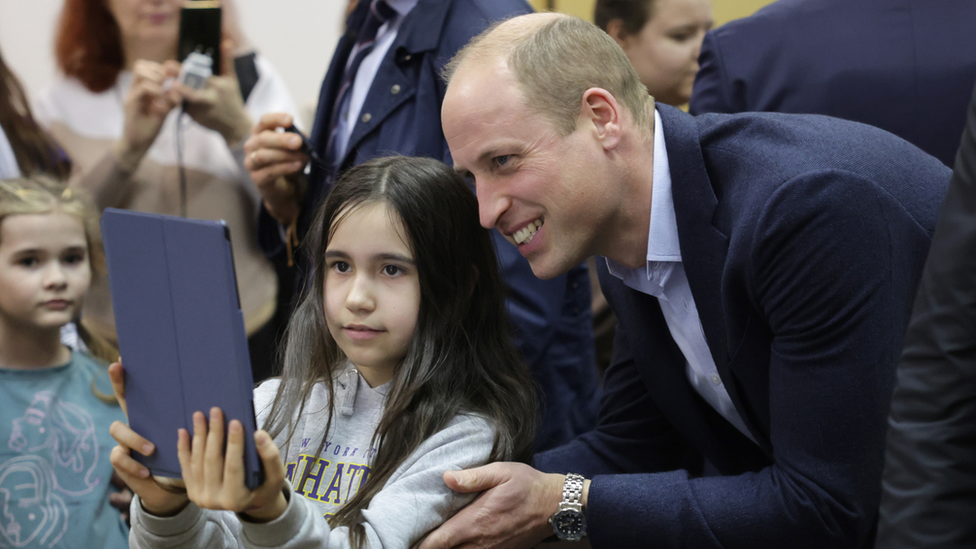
[284, 125, 325, 167]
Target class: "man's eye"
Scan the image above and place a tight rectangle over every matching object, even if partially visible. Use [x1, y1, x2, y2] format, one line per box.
[494, 155, 511, 167]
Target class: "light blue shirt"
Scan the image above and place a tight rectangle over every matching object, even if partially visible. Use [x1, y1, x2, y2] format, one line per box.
[606, 110, 756, 444]
[0, 352, 129, 549]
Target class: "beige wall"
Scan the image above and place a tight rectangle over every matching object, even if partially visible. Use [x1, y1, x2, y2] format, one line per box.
[528, 0, 774, 26]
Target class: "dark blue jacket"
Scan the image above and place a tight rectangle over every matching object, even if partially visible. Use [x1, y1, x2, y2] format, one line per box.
[689, 0, 976, 167]
[258, 0, 600, 450]
[535, 105, 950, 548]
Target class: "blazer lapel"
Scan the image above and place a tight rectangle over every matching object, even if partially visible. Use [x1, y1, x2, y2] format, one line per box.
[657, 105, 767, 449]
[600, 264, 770, 471]
[341, 0, 450, 165]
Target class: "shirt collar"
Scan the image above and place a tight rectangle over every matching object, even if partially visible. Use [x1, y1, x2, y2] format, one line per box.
[606, 109, 681, 282]
[387, 0, 418, 18]
[646, 109, 680, 262]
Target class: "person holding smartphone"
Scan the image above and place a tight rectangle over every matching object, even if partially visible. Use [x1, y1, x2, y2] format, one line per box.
[34, 0, 298, 383]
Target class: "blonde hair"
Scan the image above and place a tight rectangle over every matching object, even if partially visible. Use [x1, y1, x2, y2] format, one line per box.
[0, 175, 103, 278]
[0, 175, 118, 370]
[443, 13, 654, 139]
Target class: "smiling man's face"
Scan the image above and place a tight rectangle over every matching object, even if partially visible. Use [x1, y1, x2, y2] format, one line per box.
[442, 57, 616, 280]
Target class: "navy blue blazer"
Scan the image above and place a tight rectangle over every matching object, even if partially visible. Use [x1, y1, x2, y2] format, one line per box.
[535, 105, 951, 548]
[689, 0, 976, 167]
[257, 0, 600, 450]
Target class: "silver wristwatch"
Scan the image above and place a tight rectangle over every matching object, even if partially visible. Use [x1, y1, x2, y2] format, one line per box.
[549, 473, 587, 541]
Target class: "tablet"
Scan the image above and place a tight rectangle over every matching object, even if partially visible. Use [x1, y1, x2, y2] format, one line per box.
[101, 208, 263, 489]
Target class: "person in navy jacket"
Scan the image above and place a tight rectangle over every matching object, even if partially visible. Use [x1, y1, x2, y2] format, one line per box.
[417, 13, 950, 549]
[242, 0, 601, 451]
[689, 0, 976, 168]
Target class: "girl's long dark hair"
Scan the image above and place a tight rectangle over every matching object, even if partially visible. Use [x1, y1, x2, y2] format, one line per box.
[263, 156, 537, 547]
[0, 50, 71, 178]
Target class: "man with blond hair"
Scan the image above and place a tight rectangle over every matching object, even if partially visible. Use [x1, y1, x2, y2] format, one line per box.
[418, 12, 951, 549]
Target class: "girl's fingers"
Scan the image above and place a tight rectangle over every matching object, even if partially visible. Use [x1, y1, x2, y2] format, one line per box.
[190, 411, 209, 485]
[255, 430, 285, 488]
[107, 362, 128, 416]
[222, 420, 246, 487]
[110, 444, 151, 480]
[203, 408, 226, 488]
[176, 428, 192, 485]
[109, 420, 155, 456]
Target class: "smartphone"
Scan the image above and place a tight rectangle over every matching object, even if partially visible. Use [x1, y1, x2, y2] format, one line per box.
[285, 125, 325, 167]
[178, 0, 222, 75]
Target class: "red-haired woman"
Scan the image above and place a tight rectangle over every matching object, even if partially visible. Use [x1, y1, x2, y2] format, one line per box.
[34, 0, 297, 382]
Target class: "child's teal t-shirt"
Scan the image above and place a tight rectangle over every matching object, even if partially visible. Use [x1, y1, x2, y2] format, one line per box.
[0, 351, 128, 548]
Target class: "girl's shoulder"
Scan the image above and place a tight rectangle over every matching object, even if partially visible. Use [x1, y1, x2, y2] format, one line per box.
[417, 412, 497, 454]
[386, 413, 498, 486]
[253, 377, 283, 417]
[69, 351, 117, 400]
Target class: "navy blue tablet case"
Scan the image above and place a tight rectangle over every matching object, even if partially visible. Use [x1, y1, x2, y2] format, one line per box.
[101, 208, 263, 489]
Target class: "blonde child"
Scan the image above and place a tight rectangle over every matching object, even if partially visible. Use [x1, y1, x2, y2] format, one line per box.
[0, 175, 128, 548]
[109, 156, 538, 548]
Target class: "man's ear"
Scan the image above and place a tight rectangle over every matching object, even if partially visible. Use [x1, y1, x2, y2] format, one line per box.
[605, 19, 630, 49]
[581, 87, 622, 150]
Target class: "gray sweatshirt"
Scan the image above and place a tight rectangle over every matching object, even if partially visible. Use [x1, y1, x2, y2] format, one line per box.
[128, 366, 495, 548]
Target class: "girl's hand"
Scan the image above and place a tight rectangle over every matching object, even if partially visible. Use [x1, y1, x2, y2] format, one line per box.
[179, 408, 288, 523]
[107, 361, 190, 516]
[176, 40, 253, 147]
[115, 60, 180, 172]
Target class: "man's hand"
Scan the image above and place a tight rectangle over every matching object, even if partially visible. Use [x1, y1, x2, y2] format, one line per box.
[243, 112, 309, 226]
[418, 462, 564, 549]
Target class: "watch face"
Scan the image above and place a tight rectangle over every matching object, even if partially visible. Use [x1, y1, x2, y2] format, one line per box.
[552, 509, 587, 541]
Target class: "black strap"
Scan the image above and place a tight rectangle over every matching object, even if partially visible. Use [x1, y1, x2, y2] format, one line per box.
[235, 52, 259, 103]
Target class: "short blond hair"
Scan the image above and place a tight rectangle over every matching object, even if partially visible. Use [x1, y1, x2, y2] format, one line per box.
[443, 13, 653, 138]
[0, 175, 104, 279]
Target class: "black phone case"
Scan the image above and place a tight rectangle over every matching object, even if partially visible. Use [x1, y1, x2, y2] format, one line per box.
[178, 2, 222, 75]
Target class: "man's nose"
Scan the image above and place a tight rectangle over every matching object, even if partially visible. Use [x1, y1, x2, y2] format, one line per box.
[476, 184, 510, 230]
